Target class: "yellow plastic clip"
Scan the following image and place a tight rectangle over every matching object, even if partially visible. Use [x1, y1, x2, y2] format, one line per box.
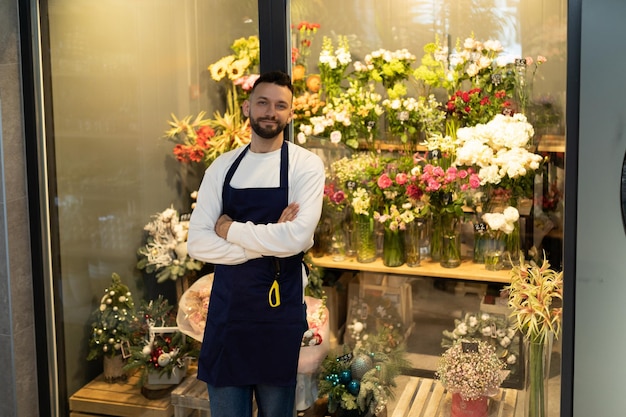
[269, 279, 281, 307]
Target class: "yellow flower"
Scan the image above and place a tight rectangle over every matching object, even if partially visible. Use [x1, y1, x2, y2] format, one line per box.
[209, 55, 235, 81]
[228, 57, 251, 80]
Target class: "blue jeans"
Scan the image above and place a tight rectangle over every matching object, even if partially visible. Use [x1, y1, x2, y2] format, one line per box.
[207, 383, 296, 417]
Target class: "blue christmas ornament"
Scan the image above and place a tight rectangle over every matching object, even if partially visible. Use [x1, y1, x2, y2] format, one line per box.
[339, 369, 352, 384]
[347, 380, 360, 395]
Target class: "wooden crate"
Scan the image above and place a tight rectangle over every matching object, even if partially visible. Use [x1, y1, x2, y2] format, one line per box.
[359, 272, 413, 327]
[170, 375, 210, 417]
[390, 377, 518, 417]
[69, 373, 174, 417]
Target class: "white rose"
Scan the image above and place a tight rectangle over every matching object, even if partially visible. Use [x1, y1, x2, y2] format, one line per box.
[503, 206, 520, 222]
[330, 131, 342, 144]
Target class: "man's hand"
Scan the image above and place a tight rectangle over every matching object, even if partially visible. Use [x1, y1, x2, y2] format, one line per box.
[278, 202, 299, 223]
[215, 214, 233, 239]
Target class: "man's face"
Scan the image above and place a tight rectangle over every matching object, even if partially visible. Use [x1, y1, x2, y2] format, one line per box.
[245, 83, 293, 139]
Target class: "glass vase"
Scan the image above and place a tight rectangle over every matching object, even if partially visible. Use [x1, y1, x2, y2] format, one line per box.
[523, 334, 553, 417]
[472, 221, 487, 264]
[440, 214, 461, 268]
[430, 213, 442, 262]
[311, 216, 332, 257]
[382, 227, 405, 267]
[330, 209, 346, 262]
[344, 207, 357, 257]
[404, 219, 425, 267]
[503, 220, 521, 268]
[484, 232, 505, 271]
[354, 213, 376, 263]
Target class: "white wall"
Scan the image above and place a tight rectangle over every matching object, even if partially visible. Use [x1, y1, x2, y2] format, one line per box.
[575, 0, 626, 414]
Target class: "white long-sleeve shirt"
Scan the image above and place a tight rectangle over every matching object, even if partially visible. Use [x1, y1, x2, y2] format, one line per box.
[187, 141, 325, 267]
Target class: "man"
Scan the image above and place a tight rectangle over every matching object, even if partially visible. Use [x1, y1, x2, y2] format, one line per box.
[187, 71, 326, 417]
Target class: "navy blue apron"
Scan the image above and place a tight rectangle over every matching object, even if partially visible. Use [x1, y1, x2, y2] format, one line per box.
[198, 142, 307, 387]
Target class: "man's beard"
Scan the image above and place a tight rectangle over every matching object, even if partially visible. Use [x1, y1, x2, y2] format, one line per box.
[249, 115, 288, 139]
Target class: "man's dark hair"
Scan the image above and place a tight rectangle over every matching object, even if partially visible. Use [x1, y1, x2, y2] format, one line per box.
[251, 71, 294, 94]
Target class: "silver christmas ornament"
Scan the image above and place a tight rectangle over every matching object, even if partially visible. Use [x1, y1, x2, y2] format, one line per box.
[350, 353, 373, 380]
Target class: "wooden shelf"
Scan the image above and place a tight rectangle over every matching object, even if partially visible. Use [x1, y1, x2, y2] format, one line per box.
[309, 254, 511, 284]
[69, 372, 174, 417]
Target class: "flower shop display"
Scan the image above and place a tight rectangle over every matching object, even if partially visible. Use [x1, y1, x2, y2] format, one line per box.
[298, 81, 384, 149]
[414, 34, 519, 100]
[454, 113, 543, 205]
[323, 181, 350, 261]
[318, 35, 352, 101]
[381, 94, 446, 145]
[165, 35, 259, 169]
[136, 206, 203, 284]
[291, 21, 321, 96]
[442, 312, 520, 380]
[436, 340, 506, 417]
[326, 153, 383, 263]
[445, 88, 512, 129]
[168, 28, 557, 280]
[293, 91, 326, 137]
[124, 296, 199, 396]
[318, 327, 409, 417]
[87, 272, 136, 382]
[416, 162, 481, 266]
[505, 253, 562, 417]
[370, 155, 424, 267]
[353, 48, 416, 99]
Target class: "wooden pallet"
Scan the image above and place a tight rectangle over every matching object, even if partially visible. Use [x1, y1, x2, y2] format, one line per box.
[390, 377, 518, 417]
[69, 373, 174, 417]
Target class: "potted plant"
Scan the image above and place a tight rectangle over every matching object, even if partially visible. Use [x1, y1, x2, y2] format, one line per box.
[505, 253, 562, 417]
[86, 272, 136, 382]
[123, 296, 199, 398]
[436, 339, 506, 417]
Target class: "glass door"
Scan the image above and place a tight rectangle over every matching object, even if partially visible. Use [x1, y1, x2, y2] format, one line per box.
[37, 0, 568, 415]
[44, 0, 258, 409]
